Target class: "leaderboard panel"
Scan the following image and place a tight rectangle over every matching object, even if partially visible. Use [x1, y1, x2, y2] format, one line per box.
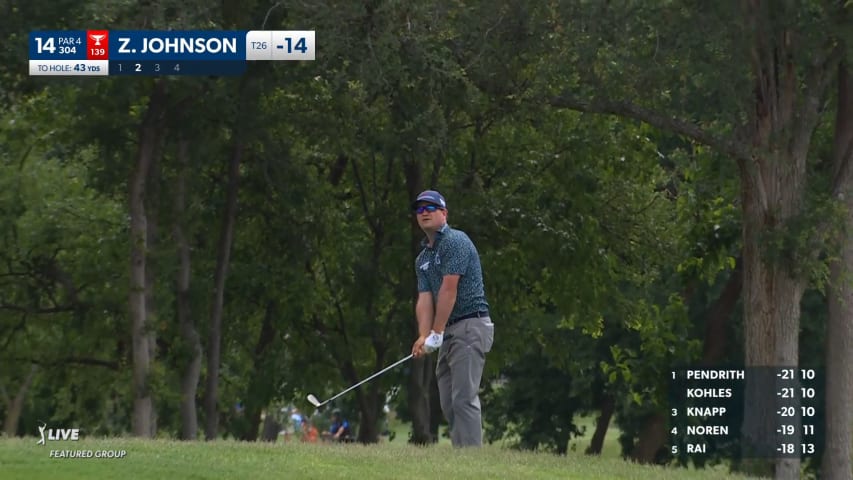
[669, 367, 822, 460]
[28, 30, 315, 76]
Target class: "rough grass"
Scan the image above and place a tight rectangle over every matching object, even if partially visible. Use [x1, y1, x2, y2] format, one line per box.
[0, 436, 766, 480]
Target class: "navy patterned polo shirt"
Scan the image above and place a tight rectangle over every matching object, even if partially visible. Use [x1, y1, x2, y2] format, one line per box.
[415, 224, 489, 320]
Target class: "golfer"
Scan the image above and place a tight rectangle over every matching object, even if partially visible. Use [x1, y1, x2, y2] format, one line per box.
[410, 190, 495, 447]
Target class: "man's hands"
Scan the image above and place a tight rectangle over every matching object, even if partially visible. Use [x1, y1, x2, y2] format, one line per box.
[411, 335, 427, 358]
[424, 330, 443, 353]
[412, 330, 444, 358]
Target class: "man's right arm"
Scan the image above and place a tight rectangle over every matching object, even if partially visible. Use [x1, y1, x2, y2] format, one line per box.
[416, 291, 434, 337]
[412, 292, 434, 357]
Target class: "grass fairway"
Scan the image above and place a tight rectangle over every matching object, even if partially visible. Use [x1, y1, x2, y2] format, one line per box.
[0, 437, 764, 480]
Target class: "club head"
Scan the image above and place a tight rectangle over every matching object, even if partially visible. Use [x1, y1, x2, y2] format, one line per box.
[306, 394, 322, 408]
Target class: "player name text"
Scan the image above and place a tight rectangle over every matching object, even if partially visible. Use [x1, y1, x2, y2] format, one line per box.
[686, 406, 726, 416]
[117, 37, 238, 54]
[685, 369, 744, 380]
[686, 425, 729, 435]
[686, 388, 732, 398]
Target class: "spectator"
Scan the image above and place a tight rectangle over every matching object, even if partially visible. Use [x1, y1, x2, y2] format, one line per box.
[323, 409, 353, 442]
[290, 407, 304, 431]
[301, 419, 319, 443]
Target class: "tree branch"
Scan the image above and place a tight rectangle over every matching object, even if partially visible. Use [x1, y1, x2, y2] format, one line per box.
[0, 380, 9, 406]
[791, 42, 845, 164]
[318, 255, 352, 353]
[832, 60, 853, 197]
[832, 138, 853, 198]
[0, 314, 27, 351]
[0, 303, 77, 314]
[10, 357, 118, 370]
[350, 155, 380, 235]
[549, 95, 750, 162]
[377, 299, 402, 352]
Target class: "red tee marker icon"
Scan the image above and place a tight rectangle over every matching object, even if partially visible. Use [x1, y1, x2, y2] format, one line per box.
[87, 30, 108, 60]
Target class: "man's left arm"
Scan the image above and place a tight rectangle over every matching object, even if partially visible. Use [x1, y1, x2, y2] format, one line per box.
[432, 274, 459, 334]
[423, 274, 458, 353]
[434, 235, 470, 333]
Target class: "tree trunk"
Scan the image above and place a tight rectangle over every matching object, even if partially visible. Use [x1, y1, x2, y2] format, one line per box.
[429, 374, 442, 441]
[2, 364, 37, 436]
[630, 413, 667, 463]
[175, 138, 202, 441]
[736, 3, 838, 475]
[203, 141, 243, 440]
[145, 149, 161, 438]
[403, 158, 435, 444]
[241, 301, 277, 442]
[325, 349, 383, 444]
[738, 140, 807, 480]
[701, 258, 742, 365]
[347, 155, 393, 444]
[260, 413, 279, 442]
[130, 80, 166, 438]
[408, 356, 435, 444]
[822, 60, 853, 480]
[356, 384, 382, 443]
[585, 394, 615, 455]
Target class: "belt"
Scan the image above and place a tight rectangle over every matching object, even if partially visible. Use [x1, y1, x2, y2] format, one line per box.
[446, 311, 489, 327]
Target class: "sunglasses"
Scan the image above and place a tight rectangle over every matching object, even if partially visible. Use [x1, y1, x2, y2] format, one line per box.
[414, 205, 444, 214]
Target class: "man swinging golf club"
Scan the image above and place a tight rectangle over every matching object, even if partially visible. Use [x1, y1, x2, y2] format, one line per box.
[410, 190, 495, 447]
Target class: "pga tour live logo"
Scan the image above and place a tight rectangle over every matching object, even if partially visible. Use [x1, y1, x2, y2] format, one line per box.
[37, 423, 127, 459]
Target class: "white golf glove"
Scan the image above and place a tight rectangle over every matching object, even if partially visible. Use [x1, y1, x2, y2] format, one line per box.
[424, 330, 444, 353]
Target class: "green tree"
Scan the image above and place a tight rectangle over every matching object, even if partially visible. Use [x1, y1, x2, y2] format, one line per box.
[541, 3, 847, 476]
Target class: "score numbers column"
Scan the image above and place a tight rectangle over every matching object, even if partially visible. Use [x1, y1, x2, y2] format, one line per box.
[775, 367, 819, 458]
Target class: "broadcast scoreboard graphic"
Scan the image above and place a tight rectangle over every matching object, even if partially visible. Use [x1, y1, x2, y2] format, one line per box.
[29, 30, 315, 76]
[669, 366, 824, 460]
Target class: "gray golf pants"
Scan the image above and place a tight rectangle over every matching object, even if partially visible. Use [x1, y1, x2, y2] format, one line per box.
[436, 316, 494, 447]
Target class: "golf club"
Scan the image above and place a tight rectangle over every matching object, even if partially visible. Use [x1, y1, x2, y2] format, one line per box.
[307, 353, 414, 408]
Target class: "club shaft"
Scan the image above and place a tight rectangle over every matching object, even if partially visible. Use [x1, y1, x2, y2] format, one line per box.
[322, 354, 414, 405]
